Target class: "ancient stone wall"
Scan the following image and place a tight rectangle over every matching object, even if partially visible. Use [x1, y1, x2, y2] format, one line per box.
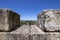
[0, 32, 60, 40]
[0, 9, 60, 40]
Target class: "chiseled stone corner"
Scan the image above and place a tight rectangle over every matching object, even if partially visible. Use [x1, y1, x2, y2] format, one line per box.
[0, 9, 20, 31]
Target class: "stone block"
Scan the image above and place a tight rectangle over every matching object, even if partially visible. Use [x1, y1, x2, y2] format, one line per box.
[37, 9, 60, 32]
[0, 9, 20, 31]
[32, 34, 45, 40]
[45, 32, 60, 40]
[0, 32, 29, 40]
[0, 32, 60, 40]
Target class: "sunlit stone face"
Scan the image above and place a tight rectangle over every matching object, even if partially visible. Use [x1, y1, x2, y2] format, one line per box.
[38, 10, 60, 31]
[45, 11, 60, 31]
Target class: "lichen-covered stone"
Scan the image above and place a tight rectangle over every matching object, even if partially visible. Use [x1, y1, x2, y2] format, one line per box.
[37, 9, 60, 32]
[0, 9, 20, 31]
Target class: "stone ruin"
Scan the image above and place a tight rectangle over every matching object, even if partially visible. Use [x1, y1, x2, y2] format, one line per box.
[0, 9, 20, 31]
[37, 9, 60, 32]
[0, 9, 60, 40]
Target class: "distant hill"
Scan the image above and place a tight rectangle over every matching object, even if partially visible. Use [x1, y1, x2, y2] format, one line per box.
[20, 20, 37, 26]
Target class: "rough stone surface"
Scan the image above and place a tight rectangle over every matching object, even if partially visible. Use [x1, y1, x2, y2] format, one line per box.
[29, 25, 44, 34]
[37, 9, 60, 32]
[0, 25, 45, 40]
[11, 25, 45, 35]
[0, 25, 60, 40]
[11, 25, 44, 34]
[0, 32, 29, 40]
[11, 25, 30, 34]
[0, 9, 20, 31]
[45, 32, 60, 40]
[1, 9, 60, 40]
[0, 32, 60, 40]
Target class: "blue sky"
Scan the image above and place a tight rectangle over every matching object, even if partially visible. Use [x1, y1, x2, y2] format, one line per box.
[0, 0, 60, 20]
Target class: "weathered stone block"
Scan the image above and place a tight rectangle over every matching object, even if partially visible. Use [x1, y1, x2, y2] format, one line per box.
[32, 34, 45, 40]
[0, 32, 29, 40]
[37, 9, 60, 32]
[45, 32, 60, 40]
[0, 9, 20, 31]
[0, 32, 60, 40]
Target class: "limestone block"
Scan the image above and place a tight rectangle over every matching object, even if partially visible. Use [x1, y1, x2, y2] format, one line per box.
[32, 34, 45, 40]
[45, 32, 60, 40]
[0, 32, 29, 40]
[0, 9, 20, 31]
[37, 9, 60, 31]
[0, 25, 60, 40]
[0, 32, 60, 40]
